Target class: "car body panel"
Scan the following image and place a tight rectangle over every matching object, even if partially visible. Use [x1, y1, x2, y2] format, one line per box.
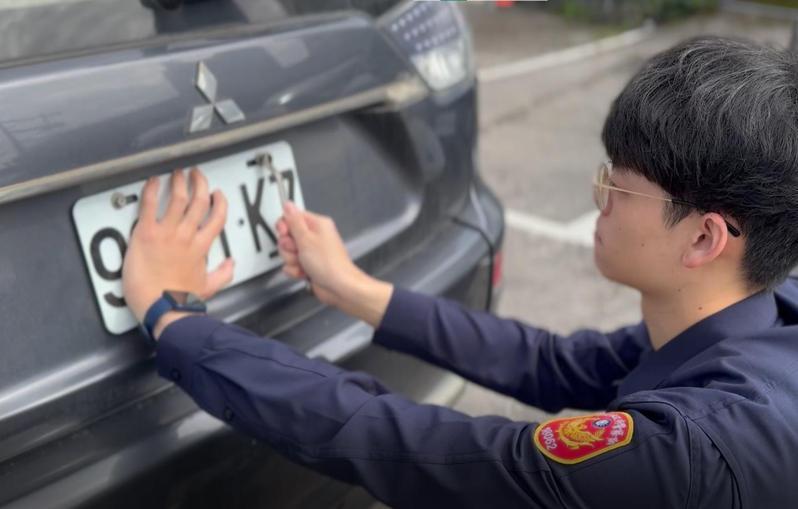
[0, 2, 503, 506]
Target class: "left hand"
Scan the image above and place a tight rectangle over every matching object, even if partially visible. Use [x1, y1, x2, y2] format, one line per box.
[122, 168, 234, 326]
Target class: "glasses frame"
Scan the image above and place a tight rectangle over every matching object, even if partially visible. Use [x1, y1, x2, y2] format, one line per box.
[593, 161, 741, 237]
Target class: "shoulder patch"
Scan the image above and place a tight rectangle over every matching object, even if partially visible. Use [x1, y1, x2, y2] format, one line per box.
[533, 411, 634, 464]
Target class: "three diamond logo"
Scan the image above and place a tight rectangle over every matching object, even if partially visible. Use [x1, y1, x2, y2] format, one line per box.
[189, 62, 246, 133]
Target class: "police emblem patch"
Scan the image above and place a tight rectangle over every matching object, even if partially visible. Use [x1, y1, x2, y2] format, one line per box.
[533, 412, 634, 464]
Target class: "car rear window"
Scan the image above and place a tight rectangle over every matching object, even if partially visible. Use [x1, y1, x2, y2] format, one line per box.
[0, 0, 403, 66]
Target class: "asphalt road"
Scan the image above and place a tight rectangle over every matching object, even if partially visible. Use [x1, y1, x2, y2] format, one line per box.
[448, 4, 793, 423]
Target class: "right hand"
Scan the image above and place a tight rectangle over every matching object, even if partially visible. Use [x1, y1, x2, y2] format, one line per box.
[276, 202, 365, 306]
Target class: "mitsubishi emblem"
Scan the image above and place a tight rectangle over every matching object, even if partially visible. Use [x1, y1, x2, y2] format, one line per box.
[189, 62, 245, 133]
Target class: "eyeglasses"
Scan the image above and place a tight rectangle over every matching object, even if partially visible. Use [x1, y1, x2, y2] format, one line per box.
[592, 161, 741, 237]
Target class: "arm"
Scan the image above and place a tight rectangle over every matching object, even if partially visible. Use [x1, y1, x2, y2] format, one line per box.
[156, 315, 737, 509]
[277, 206, 651, 412]
[372, 286, 650, 412]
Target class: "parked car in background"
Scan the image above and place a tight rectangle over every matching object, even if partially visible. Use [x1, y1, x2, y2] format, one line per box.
[0, 0, 504, 506]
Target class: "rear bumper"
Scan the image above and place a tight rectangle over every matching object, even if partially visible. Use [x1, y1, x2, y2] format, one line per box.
[3, 180, 504, 509]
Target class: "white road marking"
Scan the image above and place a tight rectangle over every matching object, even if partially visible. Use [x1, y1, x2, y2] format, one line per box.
[478, 21, 656, 83]
[505, 208, 598, 247]
[0, 0, 90, 10]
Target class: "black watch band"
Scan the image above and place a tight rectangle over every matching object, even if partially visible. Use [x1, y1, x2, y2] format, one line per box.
[141, 291, 207, 343]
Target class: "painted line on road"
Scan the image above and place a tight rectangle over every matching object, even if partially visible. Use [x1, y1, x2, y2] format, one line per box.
[505, 208, 598, 247]
[478, 21, 656, 84]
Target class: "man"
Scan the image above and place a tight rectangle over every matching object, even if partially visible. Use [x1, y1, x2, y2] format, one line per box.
[122, 36, 798, 508]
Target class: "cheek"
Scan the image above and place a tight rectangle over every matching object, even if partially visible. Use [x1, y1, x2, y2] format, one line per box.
[594, 214, 667, 275]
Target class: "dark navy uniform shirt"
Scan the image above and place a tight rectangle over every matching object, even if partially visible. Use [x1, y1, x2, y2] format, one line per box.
[156, 278, 798, 508]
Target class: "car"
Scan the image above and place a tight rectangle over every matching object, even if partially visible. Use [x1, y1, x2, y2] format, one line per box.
[0, 0, 504, 507]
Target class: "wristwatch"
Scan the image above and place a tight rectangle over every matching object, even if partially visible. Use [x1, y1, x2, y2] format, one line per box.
[140, 291, 207, 343]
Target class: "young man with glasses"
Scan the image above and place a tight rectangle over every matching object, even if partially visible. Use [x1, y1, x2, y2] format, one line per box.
[123, 36, 798, 507]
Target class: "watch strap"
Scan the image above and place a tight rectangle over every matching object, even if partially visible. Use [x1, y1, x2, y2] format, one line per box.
[141, 291, 207, 342]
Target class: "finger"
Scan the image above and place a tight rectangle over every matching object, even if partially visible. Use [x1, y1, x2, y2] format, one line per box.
[198, 190, 228, 247]
[138, 177, 160, 225]
[278, 235, 298, 255]
[283, 201, 312, 243]
[164, 169, 190, 227]
[184, 168, 210, 229]
[298, 209, 333, 233]
[279, 246, 299, 268]
[276, 217, 288, 236]
[278, 237, 299, 261]
[200, 258, 235, 300]
[282, 264, 306, 280]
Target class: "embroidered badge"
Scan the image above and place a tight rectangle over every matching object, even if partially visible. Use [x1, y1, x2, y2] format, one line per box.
[533, 412, 634, 464]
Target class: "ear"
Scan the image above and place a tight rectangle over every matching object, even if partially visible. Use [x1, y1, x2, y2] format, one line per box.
[682, 213, 729, 269]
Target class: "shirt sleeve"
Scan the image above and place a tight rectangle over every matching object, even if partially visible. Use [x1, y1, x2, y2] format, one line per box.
[373, 287, 651, 411]
[155, 316, 736, 509]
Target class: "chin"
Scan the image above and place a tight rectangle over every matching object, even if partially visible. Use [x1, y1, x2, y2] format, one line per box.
[594, 255, 613, 282]
[593, 248, 626, 286]
[593, 243, 609, 276]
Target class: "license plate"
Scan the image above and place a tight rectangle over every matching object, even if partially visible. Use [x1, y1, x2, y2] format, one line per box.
[72, 141, 305, 335]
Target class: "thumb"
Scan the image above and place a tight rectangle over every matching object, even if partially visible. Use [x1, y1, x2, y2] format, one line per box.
[282, 201, 311, 242]
[299, 209, 331, 233]
[200, 258, 235, 300]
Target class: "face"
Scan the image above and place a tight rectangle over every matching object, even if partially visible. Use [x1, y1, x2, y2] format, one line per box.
[593, 167, 691, 294]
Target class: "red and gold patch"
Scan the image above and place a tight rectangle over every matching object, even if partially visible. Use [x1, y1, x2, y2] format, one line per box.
[533, 412, 634, 464]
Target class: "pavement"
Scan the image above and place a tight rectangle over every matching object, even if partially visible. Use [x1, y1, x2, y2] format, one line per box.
[447, 4, 794, 424]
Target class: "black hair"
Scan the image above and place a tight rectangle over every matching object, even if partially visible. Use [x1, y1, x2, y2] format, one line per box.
[602, 35, 798, 290]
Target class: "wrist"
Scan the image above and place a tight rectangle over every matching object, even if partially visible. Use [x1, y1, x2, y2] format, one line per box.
[140, 291, 206, 342]
[335, 271, 393, 328]
[131, 290, 163, 323]
[152, 311, 195, 341]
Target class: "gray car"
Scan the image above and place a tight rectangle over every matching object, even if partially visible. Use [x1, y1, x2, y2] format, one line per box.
[0, 1, 504, 507]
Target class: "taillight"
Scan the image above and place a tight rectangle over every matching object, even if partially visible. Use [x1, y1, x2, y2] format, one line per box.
[380, 1, 474, 92]
[492, 250, 503, 289]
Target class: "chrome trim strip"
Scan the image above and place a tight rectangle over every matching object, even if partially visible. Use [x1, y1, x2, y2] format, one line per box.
[0, 75, 427, 205]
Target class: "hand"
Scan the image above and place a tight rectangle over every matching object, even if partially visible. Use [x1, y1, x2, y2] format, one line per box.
[122, 168, 235, 328]
[276, 202, 393, 327]
[276, 202, 360, 305]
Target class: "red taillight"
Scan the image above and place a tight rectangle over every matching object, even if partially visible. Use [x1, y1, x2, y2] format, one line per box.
[492, 250, 503, 289]
[496, 0, 515, 7]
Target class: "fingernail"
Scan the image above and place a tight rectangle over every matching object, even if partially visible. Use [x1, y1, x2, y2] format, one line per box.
[284, 201, 296, 215]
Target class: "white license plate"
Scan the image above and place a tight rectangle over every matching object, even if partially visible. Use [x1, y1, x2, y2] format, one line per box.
[72, 141, 305, 335]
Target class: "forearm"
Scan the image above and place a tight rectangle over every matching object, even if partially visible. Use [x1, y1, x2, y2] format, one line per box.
[155, 315, 544, 508]
[331, 273, 394, 329]
[365, 287, 649, 411]
[153, 310, 194, 340]
[154, 316, 694, 509]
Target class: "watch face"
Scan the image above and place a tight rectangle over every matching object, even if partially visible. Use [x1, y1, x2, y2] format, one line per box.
[184, 292, 207, 313]
[163, 291, 207, 313]
[185, 292, 203, 305]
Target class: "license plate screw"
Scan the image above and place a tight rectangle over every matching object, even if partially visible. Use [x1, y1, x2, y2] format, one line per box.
[249, 152, 272, 167]
[111, 192, 138, 209]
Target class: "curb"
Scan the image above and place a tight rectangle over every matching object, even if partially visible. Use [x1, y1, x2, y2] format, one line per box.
[477, 20, 656, 84]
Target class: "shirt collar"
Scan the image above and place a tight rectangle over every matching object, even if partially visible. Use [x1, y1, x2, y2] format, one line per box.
[617, 290, 779, 398]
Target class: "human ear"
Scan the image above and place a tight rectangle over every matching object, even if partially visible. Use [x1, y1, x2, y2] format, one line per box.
[681, 213, 728, 269]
